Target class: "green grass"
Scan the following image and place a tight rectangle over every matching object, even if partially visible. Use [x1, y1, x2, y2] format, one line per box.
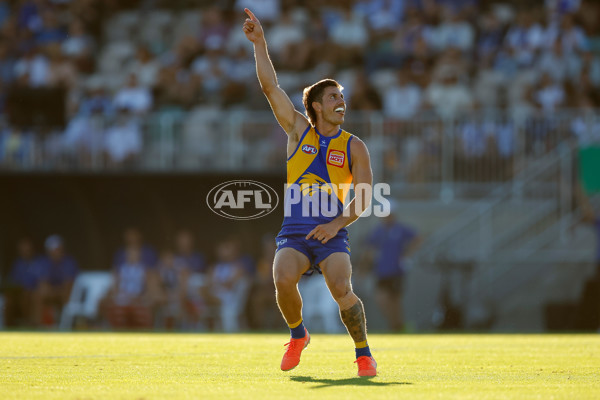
[0, 333, 598, 399]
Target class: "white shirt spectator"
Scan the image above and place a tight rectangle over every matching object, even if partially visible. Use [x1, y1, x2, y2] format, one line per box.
[383, 83, 422, 120]
[534, 83, 565, 112]
[114, 76, 152, 113]
[127, 59, 160, 89]
[14, 54, 49, 87]
[426, 78, 473, 119]
[354, 0, 405, 32]
[433, 16, 475, 52]
[266, 14, 305, 55]
[104, 119, 142, 163]
[329, 10, 369, 47]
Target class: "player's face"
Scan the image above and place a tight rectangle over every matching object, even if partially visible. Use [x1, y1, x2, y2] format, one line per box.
[320, 86, 345, 125]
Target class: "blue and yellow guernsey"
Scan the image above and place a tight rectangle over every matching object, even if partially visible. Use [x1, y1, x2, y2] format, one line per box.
[281, 125, 354, 235]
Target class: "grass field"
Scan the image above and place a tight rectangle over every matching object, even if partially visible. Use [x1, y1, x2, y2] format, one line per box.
[0, 333, 599, 399]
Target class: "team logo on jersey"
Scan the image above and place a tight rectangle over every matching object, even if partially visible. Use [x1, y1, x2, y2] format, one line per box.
[301, 144, 317, 154]
[206, 180, 279, 220]
[297, 172, 333, 196]
[327, 150, 345, 167]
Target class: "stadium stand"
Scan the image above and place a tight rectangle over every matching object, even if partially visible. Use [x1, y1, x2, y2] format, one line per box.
[1, 0, 600, 332]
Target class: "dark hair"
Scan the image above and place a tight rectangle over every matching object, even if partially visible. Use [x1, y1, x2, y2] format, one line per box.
[302, 79, 343, 126]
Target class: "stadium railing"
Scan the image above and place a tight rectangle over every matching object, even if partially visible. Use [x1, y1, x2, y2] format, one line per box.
[1, 109, 598, 196]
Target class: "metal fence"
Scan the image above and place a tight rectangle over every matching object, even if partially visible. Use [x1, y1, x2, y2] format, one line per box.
[1, 109, 598, 194]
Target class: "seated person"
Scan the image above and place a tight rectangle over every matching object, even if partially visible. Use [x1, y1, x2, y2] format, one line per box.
[155, 249, 192, 329]
[103, 248, 158, 329]
[5, 237, 41, 327]
[33, 235, 79, 327]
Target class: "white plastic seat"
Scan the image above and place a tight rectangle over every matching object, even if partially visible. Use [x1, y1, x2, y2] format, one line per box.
[59, 271, 113, 330]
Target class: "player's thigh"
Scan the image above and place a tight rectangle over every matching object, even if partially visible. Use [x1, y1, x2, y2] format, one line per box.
[319, 252, 352, 298]
[273, 247, 311, 285]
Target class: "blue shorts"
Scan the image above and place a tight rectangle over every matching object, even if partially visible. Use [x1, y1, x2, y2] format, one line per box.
[275, 230, 351, 276]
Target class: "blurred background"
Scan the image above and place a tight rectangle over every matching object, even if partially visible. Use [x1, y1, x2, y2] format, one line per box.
[0, 0, 599, 333]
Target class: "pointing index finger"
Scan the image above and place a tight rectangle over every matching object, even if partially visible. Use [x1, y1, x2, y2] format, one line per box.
[244, 8, 258, 22]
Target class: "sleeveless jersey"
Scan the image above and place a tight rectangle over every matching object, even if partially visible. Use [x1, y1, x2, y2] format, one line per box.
[281, 125, 354, 234]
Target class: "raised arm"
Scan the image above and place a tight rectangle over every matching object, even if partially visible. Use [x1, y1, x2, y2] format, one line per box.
[243, 8, 309, 138]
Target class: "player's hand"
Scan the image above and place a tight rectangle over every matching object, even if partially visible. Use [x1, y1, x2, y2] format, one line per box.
[306, 222, 341, 244]
[242, 8, 264, 43]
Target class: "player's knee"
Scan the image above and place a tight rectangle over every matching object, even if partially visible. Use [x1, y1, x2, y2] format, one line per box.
[334, 290, 359, 310]
[328, 280, 352, 302]
[273, 271, 297, 290]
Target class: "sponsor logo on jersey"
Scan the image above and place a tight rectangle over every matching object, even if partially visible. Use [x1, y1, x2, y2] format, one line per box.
[206, 180, 279, 220]
[301, 144, 317, 154]
[320, 140, 327, 147]
[327, 150, 345, 167]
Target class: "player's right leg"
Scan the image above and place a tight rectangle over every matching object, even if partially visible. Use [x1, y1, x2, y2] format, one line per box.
[273, 247, 311, 371]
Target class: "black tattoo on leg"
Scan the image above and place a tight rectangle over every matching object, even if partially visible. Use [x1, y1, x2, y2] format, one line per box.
[339, 299, 367, 343]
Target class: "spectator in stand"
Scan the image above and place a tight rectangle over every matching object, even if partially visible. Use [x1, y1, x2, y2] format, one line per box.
[4, 237, 40, 327]
[14, 45, 49, 87]
[532, 72, 565, 113]
[349, 71, 382, 112]
[103, 109, 142, 168]
[103, 247, 158, 329]
[155, 249, 191, 330]
[425, 67, 473, 118]
[475, 11, 505, 65]
[113, 227, 158, 268]
[432, 8, 474, 53]
[354, 0, 405, 34]
[61, 18, 95, 73]
[364, 210, 422, 331]
[191, 36, 231, 99]
[127, 46, 160, 89]
[46, 43, 78, 90]
[197, 7, 230, 52]
[35, 8, 67, 46]
[209, 236, 250, 332]
[503, 9, 545, 67]
[113, 73, 153, 114]
[556, 13, 588, 55]
[536, 37, 581, 83]
[265, 8, 305, 70]
[383, 67, 423, 120]
[328, 6, 369, 68]
[32, 235, 79, 327]
[173, 229, 205, 274]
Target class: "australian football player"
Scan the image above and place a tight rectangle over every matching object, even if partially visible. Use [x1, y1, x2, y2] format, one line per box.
[243, 9, 377, 376]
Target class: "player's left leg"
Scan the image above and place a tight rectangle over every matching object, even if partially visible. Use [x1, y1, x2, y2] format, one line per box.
[320, 253, 377, 376]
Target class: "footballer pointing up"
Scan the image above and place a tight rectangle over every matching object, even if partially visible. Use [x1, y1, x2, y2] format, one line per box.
[243, 9, 377, 377]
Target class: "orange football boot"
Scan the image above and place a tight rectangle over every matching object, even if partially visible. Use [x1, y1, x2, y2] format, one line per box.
[280, 328, 310, 371]
[355, 356, 377, 377]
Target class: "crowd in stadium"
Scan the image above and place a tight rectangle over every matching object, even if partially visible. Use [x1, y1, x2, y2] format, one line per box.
[3, 228, 278, 330]
[3, 213, 424, 332]
[0, 0, 599, 168]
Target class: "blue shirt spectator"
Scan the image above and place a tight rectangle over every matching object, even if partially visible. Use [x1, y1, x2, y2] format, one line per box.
[37, 235, 79, 288]
[113, 245, 157, 270]
[37, 253, 79, 287]
[113, 228, 158, 269]
[9, 256, 41, 290]
[174, 253, 205, 273]
[173, 230, 205, 273]
[368, 217, 419, 278]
